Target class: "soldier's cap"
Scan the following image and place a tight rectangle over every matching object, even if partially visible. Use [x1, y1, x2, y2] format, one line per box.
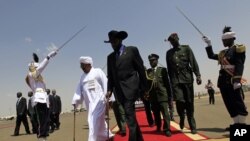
[104, 30, 128, 43]
[167, 33, 179, 41]
[148, 53, 159, 61]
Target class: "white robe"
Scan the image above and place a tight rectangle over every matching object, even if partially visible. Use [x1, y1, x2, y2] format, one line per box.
[72, 68, 113, 141]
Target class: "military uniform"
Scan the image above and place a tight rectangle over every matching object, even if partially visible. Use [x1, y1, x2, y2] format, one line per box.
[206, 44, 248, 117]
[166, 44, 201, 133]
[146, 54, 172, 136]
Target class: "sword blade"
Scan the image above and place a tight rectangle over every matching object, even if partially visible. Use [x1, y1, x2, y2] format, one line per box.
[57, 25, 87, 52]
[176, 7, 204, 37]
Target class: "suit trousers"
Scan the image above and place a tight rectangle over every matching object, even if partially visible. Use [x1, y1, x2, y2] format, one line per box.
[112, 101, 126, 133]
[121, 99, 144, 141]
[14, 114, 30, 135]
[29, 113, 38, 133]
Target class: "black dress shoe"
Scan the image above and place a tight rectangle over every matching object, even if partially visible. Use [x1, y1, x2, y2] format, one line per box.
[156, 128, 161, 133]
[225, 126, 230, 131]
[149, 123, 155, 127]
[13, 133, 19, 136]
[191, 129, 197, 134]
[120, 132, 126, 137]
[49, 129, 54, 133]
[165, 131, 172, 137]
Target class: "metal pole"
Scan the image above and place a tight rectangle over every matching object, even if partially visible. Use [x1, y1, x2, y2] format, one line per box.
[73, 105, 76, 141]
[106, 100, 110, 141]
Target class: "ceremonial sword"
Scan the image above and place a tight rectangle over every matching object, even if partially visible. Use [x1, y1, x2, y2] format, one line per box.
[176, 6, 205, 37]
[56, 25, 87, 52]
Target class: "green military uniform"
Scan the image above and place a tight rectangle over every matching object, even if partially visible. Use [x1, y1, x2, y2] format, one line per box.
[146, 54, 172, 136]
[166, 44, 201, 132]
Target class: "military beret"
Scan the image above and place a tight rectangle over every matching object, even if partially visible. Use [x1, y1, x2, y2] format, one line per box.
[168, 33, 179, 41]
[148, 53, 159, 60]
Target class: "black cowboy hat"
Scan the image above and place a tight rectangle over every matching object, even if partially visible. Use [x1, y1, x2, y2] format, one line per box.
[104, 30, 128, 43]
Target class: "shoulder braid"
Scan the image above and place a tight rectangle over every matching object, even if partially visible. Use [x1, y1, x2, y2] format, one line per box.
[218, 49, 227, 64]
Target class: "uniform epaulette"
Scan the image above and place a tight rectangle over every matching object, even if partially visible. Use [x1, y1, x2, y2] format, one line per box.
[235, 44, 246, 53]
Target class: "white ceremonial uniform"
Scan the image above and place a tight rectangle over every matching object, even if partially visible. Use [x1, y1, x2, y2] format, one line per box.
[72, 67, 114, 141]
[27, 58, 49, 107]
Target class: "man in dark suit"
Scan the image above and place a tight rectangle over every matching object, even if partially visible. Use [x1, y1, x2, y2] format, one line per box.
[52, 89, 61, 129]
[105, 30, 147, 141]
[27, 91, 38, 134]
[14, 92, 31, 136]
[146, 53, 172, 137]
[46, 89, 56, 133]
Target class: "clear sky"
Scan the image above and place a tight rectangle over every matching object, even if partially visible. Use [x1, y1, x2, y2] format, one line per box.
[1, 0, 250, 117]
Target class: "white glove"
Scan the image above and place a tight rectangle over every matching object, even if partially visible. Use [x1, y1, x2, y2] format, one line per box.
[202, 36, 211, 46]
[233, 82, 241, 90]
[47, 51, 57, 58]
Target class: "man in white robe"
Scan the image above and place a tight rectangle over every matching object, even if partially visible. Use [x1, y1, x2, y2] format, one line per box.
[72, 56, 114, 141]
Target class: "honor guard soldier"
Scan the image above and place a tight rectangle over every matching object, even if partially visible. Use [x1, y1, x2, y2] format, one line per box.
[25, 51, 57, 141]
[203, 26, 248, 130]
[166, 33, 202, 134]
[146, 53, 173, 137]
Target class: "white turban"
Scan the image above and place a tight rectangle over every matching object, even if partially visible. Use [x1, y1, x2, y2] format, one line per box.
[222, 32, 236, 40]
[28, 62, 39, 68]
[79, 56, 93, 66]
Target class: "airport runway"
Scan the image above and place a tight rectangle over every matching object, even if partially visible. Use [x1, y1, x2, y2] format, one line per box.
[0, 91, 249, 141]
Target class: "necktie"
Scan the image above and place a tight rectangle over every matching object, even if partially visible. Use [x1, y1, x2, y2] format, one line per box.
[116, 51, 120, 59]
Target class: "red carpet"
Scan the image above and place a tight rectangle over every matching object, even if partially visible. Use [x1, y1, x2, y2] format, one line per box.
[113, 108, 205, 141]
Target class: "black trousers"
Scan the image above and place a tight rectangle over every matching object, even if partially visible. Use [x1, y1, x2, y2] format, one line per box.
[219, 85, 248, 117]
[208, 89, 215, 104]
[142, 99, 154, 126]
[54, 113, 61, 128]
[35, 103, 50, 138]
[151, 101, 171, 131]
[121, 100, 144, 141]
[14, 114, 30, 135]
[29, 113, 38, 133]
[49, 112, 55, 131]
[112, 101, 126, 133]
[173, 83, 196, 130]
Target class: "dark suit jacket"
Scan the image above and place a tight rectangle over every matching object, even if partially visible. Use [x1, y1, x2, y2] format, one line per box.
[48, 95, 56, 113]
[16, 97, 28, 116]
[107, 46, 147, 101]
[54, 95, 61, 114]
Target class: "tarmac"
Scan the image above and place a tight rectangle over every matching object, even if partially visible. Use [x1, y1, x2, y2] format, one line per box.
[0, 91, 249, 141]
